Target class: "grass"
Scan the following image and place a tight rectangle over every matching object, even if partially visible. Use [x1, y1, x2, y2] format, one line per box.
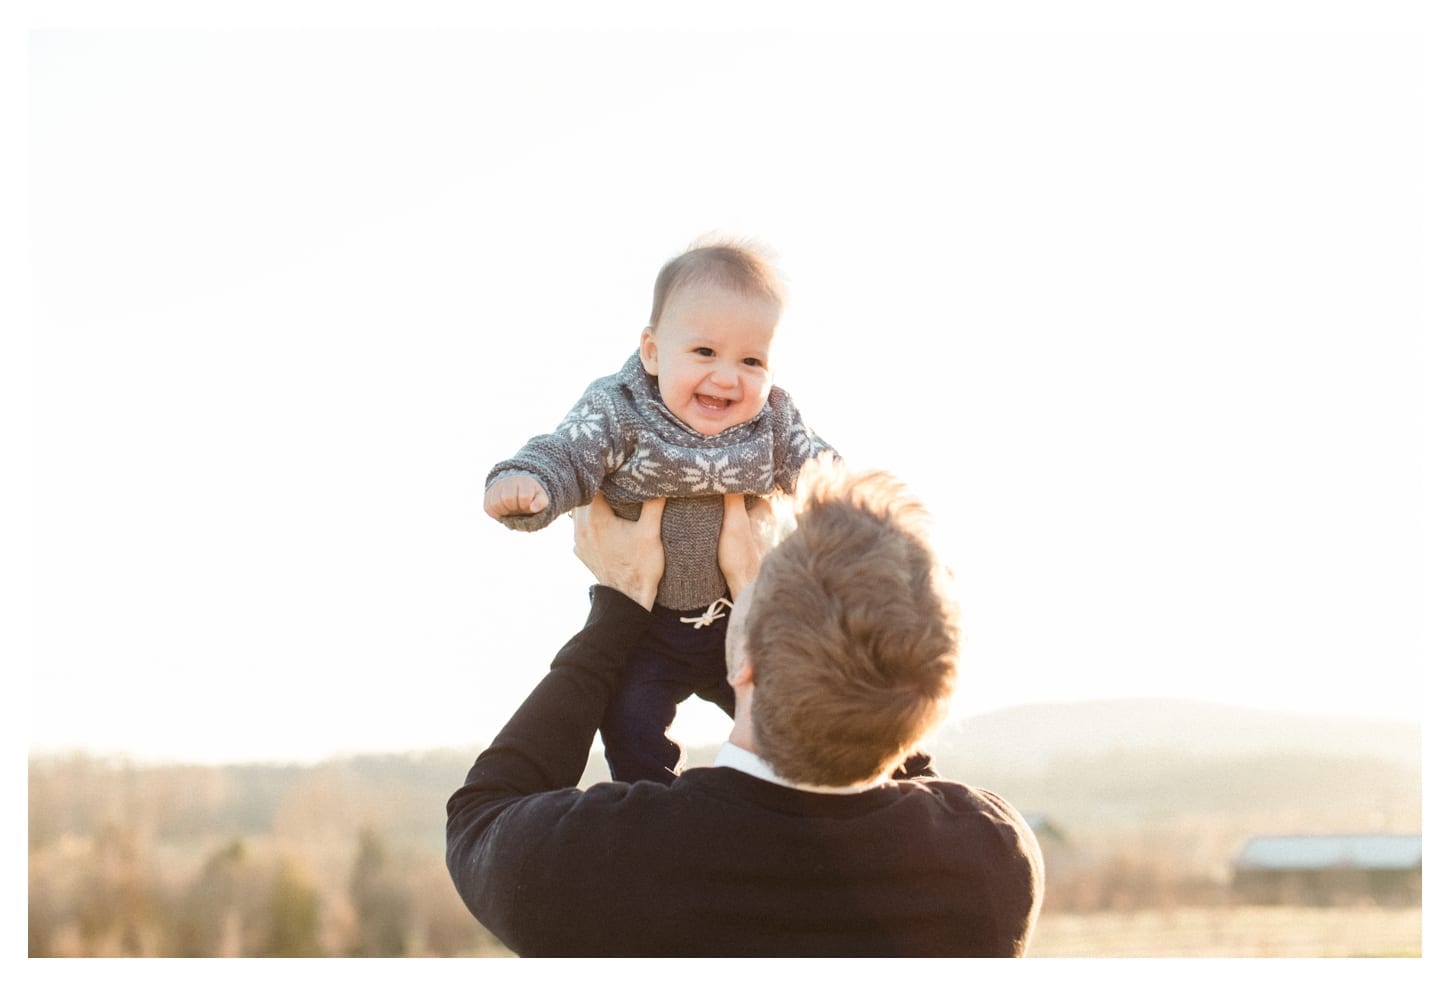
[1028, 905, 1421, 958]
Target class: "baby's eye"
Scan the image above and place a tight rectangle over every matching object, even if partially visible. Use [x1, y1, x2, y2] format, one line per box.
[693, 347, 715, 357]
[743, 357, 765, 368]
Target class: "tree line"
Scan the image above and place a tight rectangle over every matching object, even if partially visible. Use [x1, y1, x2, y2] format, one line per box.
[29, 751, 509, 957]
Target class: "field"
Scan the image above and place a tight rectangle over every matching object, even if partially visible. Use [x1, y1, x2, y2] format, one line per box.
[29, 702, 1422, 958]
[1029, 906, 1422, 958]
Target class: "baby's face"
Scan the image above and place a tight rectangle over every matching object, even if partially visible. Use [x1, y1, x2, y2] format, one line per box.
[640, 281, 779, 436]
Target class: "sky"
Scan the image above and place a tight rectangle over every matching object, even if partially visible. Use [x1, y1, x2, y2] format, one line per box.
[15, 17, 1442, 766]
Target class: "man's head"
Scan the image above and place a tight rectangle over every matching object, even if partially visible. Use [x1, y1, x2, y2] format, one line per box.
[726, 465, 961, 786]
[639, 240, 784, 436]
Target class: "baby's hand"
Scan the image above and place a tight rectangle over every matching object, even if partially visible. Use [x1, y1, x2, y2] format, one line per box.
[485, 475, 550, 519]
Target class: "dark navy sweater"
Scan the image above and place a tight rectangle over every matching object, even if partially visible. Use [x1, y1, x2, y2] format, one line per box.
[445, 587, 1044, 957]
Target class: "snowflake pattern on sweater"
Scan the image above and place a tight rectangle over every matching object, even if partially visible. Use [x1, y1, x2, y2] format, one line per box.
[486, 352, 836, 609]
[681, 453, 742, 494]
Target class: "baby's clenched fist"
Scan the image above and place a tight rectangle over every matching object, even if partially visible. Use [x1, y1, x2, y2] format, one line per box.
[485, 475, 550, 519]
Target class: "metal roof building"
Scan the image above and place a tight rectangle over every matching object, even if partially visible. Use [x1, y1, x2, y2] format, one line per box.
[1232, 834, 1421, 905]
[1235, 834, 1422, 871]
[1021, 814, 1065, 842]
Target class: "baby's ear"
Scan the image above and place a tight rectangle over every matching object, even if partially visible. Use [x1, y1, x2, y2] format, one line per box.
[638, 327, 660, 374]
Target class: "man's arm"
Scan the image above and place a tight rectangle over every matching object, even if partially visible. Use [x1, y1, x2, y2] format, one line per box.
[448, 587, 650, 799]
[444, 586, 650, 948]
[717, 492, 785, 600]
[445, 497, 665, 948]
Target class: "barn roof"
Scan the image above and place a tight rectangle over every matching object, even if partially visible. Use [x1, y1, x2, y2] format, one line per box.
[1235, 834, 1421, 872]
[1021, 813, 1065, 841]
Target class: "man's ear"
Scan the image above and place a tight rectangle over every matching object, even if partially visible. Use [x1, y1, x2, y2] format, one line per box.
[639, 328, 660, 375]
[727, 652, 754, 689]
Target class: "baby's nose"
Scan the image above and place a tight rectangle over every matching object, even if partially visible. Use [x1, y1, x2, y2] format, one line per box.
[710, 366, 740, 389]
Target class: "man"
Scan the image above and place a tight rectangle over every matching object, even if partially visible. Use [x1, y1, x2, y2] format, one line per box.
[446, 464, 1043, 957]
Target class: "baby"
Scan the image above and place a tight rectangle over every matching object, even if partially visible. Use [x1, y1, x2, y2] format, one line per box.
[484, 239, 835, 784]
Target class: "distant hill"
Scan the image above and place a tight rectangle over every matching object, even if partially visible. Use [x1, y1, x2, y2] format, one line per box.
[939, 697, 1420, 768]
[580, 696, 1419, 782]
[929, 699, 1420, 837]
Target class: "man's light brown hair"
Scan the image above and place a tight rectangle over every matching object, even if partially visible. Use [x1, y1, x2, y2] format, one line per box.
[648, 238, 785, 329]
[746, 464, 961, 786]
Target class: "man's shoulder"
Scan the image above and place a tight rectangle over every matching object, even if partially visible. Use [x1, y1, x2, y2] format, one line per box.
[920, 777, 1035, 819]
[536, 770, 1033, 839]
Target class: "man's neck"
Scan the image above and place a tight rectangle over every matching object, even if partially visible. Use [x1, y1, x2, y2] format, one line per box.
[726, 686, 756, 753]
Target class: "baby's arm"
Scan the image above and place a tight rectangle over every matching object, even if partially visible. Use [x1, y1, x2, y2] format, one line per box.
[485, 383, 631, 533]
[770, 388, 840, 492]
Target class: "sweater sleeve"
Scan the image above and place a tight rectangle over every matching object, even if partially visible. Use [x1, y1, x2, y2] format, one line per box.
[769, 388, 838, 493]
[444, 586, 652, 950]
[485, 382, 633, 532]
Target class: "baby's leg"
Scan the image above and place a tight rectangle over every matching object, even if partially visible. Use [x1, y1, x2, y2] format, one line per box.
[599, 605, 734, 783]
[600, 679, 689, 784]
[684, 620, 734, 719]
[600, 619, 698, 784]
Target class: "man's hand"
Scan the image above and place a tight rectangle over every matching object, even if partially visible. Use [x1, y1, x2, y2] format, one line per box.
[718, 493, 787, 599]
[486, 475, 549, 520]
[572, 494, 666, 610]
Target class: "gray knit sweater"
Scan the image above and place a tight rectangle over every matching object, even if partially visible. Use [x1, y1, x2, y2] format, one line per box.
[487, 352, 835, 610]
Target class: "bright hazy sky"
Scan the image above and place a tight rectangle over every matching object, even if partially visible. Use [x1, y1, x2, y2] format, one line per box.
[19, 17, 1438, 765]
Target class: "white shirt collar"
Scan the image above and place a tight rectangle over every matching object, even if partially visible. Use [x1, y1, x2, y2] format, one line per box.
[713, 741, 887, 795]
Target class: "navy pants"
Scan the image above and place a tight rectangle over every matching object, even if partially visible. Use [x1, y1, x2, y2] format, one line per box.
[599, 603, 735, 784]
